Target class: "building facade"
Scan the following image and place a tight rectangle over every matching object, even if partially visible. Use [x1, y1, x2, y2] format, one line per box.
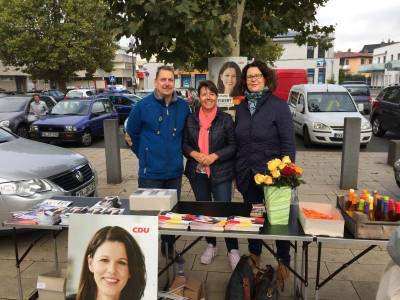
[273, 32, 340, 84]
[359, 42, 400, 87]
[334, 51, 372, 76]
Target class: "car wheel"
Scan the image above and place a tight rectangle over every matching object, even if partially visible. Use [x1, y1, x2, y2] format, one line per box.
[371, 116, 386, 137]
[303, 126, 312, 148]
[16, 125, 28, 138]
[360, 143, 368, 149]
[80, 130, 92, 147]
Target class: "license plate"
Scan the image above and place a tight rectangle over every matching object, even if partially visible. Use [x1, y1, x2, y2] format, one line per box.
[75, 181, 96, 197]
[42, 132, 59, 137]
[334, 133, 343, 138]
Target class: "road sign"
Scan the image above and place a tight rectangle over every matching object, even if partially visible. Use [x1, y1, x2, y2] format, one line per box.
[109, 75, 116, 83]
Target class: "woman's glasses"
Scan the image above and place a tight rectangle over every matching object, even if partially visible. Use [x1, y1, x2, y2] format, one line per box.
[246, 73, 263, 81]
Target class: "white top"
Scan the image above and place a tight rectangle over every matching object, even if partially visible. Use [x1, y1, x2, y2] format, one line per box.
[29, 101, 48, 116]
[376, 260, 400, 300]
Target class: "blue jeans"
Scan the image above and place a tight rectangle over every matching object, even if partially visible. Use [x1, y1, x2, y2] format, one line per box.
[189, 174, 238, 252]
[138, 177, 182, 246]
[241, 177, 291, 265]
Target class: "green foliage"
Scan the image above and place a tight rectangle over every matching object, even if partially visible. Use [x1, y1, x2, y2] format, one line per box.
[247, 38, 284, 66]
[338, 69, 367, 84]
[108, 0, 334, 69]
[0, 0, 117, 89]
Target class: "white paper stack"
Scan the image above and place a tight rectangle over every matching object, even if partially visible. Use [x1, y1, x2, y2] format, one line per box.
[129, 188, 177, 211]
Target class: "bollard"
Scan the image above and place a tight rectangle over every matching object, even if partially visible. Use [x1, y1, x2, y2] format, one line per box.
[387, 140, 400, 166]
[104, 119, 122, 184]
[340, 117, 361, 190]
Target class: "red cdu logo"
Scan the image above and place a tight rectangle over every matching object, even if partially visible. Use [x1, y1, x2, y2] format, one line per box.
[132, 227, 150, 234]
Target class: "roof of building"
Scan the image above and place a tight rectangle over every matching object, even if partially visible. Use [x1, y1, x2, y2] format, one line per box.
[334, 51, 372, 59]
[359, 42, 397, 53]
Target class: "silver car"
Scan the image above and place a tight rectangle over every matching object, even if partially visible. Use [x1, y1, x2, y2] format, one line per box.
[0, 127, 97, 228]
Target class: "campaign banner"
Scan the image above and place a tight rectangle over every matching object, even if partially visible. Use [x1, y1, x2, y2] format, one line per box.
[208, 57, 247, 106]
[67, 214, 158, 300]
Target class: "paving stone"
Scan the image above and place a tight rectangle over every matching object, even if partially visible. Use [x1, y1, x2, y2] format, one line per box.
[325, 262, 385, 282]
[351, 249, 391, 265]
[352, 280, 380, 300]
[21, 261, 67, 279]
[205, 271, 231, 293]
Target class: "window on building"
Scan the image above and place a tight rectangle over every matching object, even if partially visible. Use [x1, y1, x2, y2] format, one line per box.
[369, 58, 372, 64]
[345, 59, 349, 65]
[317, 46, 325, 59]
[361, 58, 365, 65]
[307, 46, 314, 59]
[339, 58, 345, 65]
[318, 68, 326, 84]
[398, 54, 400, 61]
[378, 57, 380, 63]
[391, 54, 394, 61]
[384, 56, 386, 63]
[307, 69, 315, 83]
[181, 75, 191, 88]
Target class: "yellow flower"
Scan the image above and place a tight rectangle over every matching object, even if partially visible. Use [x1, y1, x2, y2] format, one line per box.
[271, 168, 280, 178]
[282, 156, 291, 164]
[263, 175, 273, 185]
[267, 158, 282, 172]
[278, 163, 287, 170]
[254, 174, 266, 185]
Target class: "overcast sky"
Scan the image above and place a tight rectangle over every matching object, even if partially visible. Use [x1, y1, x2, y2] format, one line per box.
[316, 0, 400, 52]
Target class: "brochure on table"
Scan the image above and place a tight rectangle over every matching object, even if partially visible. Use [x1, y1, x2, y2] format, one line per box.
[67, 214, 158, 299]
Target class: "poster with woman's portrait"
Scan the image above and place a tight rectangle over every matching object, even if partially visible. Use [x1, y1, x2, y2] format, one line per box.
[208, 57, 247, 107]
[67, 214, 158, 300]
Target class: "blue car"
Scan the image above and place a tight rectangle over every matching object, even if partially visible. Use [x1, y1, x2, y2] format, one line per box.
[30, 97, 118, 146]
[105, 93, 142, 123]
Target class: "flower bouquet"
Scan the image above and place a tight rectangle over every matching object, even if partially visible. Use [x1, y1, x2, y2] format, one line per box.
[254, 156, 304, 225]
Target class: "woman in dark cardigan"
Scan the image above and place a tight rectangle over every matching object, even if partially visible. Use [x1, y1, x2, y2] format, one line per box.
[183, 80, 240, 270]
[235, 60, 296, 285]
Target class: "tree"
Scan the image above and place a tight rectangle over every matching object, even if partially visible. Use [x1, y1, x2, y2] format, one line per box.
[0, 0, 117, 90]
[107, 0, 334, 69]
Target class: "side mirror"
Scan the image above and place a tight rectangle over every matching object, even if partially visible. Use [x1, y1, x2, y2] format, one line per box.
[296, 103, 304, 113]
[357, 103, 364, 112]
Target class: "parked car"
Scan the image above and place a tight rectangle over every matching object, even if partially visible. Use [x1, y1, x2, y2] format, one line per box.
[30, 97, 118, 146]
[65, 88, 96, 99]
[288, 84, 372, 147]
[370, 85, 400, 137]
[0, 95, 57, 138]
[134, 89, 153, 98]
[341, 83, 371, 114]
[0, 127, 96, 228]
[41, 89, 65, 102]
[104, 93, 141, 122]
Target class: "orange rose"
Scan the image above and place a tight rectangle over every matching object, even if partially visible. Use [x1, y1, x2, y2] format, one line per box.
[263, 175, 273, 185]
[254, 173, 266, 185]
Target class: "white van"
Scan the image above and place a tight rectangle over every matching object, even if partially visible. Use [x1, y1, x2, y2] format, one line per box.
[288, 84, 372, 147]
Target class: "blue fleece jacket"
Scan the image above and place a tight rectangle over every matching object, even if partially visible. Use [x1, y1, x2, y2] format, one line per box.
[126, 92, 190, 180]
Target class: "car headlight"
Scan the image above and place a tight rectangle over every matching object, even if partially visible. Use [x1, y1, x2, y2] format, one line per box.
[313, 122, 331, 131]
[30, 125, 39, 131]
[0, 120, 10, 127]
[0, 179, 53, 197]
[65, 125, 78, 131]
[361, 122, 371, 131]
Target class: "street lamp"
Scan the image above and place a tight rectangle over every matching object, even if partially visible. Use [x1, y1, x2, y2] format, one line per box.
[129, 38, 137, 92]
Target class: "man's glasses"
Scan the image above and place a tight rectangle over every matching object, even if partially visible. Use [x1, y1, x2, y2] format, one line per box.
[246, 74, 263, 81]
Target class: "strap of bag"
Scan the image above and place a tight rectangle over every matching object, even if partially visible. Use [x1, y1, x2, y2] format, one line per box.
[243, 277, 251, 300]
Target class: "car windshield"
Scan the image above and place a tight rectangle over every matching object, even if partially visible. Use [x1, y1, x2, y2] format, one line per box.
[125, 95, 141, 102]
[0, 127, 15, 143]
[51, 101, 90, 115]
[307, 92, 357, 112]
[135, 91, 152, 98]
[345, 86, 370, 96]
[0, 98, 28, 112]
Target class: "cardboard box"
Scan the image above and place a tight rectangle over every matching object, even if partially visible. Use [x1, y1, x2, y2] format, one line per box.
[298, 201, 345, 237]
[337, 195, 400, 239]
[129, 188, 177, 211]
[168, 275, 204, 300]
[37, 270, 66, 300]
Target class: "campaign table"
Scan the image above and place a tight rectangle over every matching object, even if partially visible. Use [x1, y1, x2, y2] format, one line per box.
[3, 196, 313, 300]
[314, 230, 389, 300]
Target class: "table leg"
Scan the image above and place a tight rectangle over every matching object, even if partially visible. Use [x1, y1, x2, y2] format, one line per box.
[304, 241, 309, 300]
[52, 231, 59, 271]
[315, 242, 322, 300]
[13, 228, 23, 300]
[292, 241, 298, 299]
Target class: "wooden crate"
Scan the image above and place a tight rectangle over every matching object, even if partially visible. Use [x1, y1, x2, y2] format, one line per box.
[337, 195, 400, 239]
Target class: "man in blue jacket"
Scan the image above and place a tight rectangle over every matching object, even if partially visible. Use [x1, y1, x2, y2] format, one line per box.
[127, 65, 190, 256]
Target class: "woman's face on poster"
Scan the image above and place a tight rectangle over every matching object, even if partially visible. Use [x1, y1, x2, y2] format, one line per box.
[220, 67, 237, 94]
[88, 241, 130, 299]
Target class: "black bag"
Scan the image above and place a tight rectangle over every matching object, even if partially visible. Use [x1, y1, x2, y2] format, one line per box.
[225, 255, 277, 300]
